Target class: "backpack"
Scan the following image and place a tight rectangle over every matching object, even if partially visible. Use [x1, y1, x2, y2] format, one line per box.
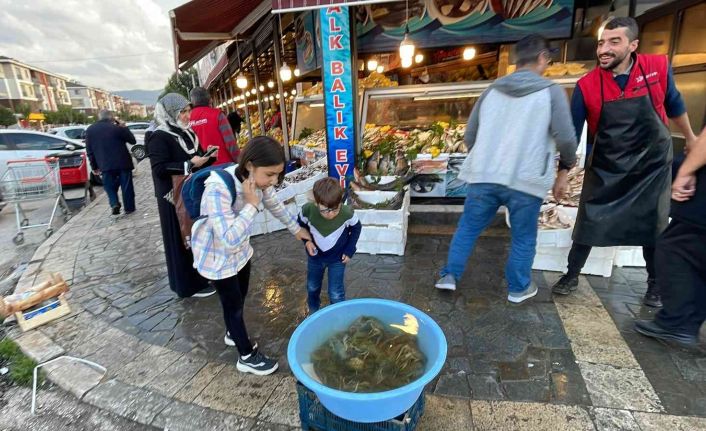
[175, 163, 237, 248]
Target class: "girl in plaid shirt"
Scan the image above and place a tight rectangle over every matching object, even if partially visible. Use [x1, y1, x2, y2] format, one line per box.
[192, 137, 311, 375]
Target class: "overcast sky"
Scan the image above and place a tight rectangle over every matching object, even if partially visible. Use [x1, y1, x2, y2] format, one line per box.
[0, 0, 188, 91]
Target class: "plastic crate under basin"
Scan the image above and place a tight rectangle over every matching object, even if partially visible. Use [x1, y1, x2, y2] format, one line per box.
[297, 383, 425, 431]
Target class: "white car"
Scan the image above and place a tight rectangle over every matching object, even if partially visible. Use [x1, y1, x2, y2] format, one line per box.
[0, 129, 98, 187]
[48, 125, 88, 141]
[126, 122, 151, 132]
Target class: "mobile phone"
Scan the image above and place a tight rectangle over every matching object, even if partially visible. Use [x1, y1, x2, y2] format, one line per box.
[204, 146, 218, 157]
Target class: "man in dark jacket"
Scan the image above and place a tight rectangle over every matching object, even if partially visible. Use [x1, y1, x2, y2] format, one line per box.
[86, 110, 136, 215]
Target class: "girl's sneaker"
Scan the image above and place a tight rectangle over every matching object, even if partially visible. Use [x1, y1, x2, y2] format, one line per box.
[237, 349, 278, 376]
[223, 332, 258, 352]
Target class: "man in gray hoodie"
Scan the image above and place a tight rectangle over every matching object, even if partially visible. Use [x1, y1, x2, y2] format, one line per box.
[435, 34, 578, 304]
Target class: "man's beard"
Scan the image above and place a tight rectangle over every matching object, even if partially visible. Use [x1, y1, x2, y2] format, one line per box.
[599, 51, 629, 70]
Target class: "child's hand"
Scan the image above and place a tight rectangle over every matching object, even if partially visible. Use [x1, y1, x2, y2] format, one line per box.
[295, 229, 312, 242]
[305, 241, 317, 256]
[342, 255, 351, 264]
[243, 176, 261, 207]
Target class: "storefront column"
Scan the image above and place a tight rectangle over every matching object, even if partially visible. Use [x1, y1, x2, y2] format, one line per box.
[250, 41, 266, 135]
[273, 18, 291, 160]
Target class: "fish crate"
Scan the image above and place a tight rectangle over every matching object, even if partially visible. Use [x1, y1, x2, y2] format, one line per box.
[614, 246, 646, 268]
[533, 245, 616, 278]
[354, 189, 410, 256]
[296, 383, 425, 431]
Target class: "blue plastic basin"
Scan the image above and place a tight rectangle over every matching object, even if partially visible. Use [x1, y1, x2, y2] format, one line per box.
[287, 299, 447, 423]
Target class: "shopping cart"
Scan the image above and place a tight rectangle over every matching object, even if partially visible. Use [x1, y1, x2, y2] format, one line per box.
[0, 158, 71, 245]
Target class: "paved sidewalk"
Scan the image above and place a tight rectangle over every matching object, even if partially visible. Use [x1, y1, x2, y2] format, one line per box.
[6, 160, 706, 430]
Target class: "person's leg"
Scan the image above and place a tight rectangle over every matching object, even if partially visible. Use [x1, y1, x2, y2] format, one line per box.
[651, 222, 706, 336]
[212, 274, 254, 357]
[101, 171, 120, 210]
[306, 257, 325, 312]
[439, 184, 502, 281]
[503, 188, 543, 297]
[326, 260, 346, 304]
[642, 246, 661, 307]
[552, 243, 592, 294]
[119, 170, 136, 213]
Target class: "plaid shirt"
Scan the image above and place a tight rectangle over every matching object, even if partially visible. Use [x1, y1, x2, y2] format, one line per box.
[191, 166, 300, 280]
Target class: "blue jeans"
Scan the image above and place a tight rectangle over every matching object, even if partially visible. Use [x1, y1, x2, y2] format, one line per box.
[102, 170, 135, 212]
[441, 183, 542, 293]
[307, 257, 346, 312]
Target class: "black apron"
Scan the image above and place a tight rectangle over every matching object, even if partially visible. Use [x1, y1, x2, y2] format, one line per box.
[573, 65, 672, 247]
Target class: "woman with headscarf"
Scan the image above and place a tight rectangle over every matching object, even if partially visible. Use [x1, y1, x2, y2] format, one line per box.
[147, 93, 216, 298]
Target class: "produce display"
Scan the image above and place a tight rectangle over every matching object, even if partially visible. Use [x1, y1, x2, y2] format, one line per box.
[286, 159, 327, 183]
[267, 127, 284, 143]
[543, 62, 588, 77]
[302, 72, 397, 97]
[361, 122, 467, 176]
[310, 316, 426, 393]
[538, 206, 573, 230]
[289, 129, 326, 151]
[545, 166, 584, 207]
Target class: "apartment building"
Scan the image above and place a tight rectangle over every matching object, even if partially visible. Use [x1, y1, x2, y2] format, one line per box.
[127, 102, 147, 118]
[66, 81, 99, 116]
[0, 56, 71, 112]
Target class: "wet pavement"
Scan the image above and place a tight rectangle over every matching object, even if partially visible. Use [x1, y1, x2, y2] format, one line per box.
[7, 160, 706, 429]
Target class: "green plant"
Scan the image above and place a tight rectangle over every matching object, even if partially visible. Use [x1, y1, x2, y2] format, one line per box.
[161, 68, 199, 99]
[298, 127, 314, 140]
[0, 338, 42, 387]
[0, 107, 17, 127]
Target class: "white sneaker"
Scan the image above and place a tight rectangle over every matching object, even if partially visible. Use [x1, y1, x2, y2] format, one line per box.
[435, 274, 456, 291]
[508, 283, 538, 304]
[192, 287, 217, 298]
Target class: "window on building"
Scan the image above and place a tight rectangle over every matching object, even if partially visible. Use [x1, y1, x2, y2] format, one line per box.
[673, 3, 706, 67]
[21, 84, 34, 98]
[0, 66, 5, 78]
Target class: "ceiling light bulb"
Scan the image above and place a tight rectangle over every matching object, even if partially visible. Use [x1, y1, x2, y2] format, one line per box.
[415, 53, 424, 64]
[294, 68, 301, 77]
[399, 33, 415, 60]
[259, 85, 265, 92]
[245, 90, 250, 97]
[367, 59, 378, 71]
[284, 91, 289, 97]
[267, 80, 274, 89]
[376, 65, 384, 74]
[463, 47, 476, 61]
[279, 62, 292, 82]
[291, 89, 297, 95]
[236, 73, 248, 89]
[401, 57, 413, 68]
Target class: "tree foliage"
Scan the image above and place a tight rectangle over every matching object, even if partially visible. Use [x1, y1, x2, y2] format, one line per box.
[44, 105, 91, 125]
[161, 68, 198, 99]
[0, 107, 17, 127]
[14, 103, 31, 119]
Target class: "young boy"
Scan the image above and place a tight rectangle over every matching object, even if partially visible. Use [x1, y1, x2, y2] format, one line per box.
[298, 177, 362, 313]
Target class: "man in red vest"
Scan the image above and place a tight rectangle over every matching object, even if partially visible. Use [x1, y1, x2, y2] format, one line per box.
[552, 17, 697, 307]
[189, 87, 240, 165]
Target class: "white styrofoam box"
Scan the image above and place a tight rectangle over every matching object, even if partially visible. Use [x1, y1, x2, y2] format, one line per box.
[357, 239, 406, 256]
[358, 224, 406, 243]
[506, 204, 575, 248]
[295, 189, 314, 208]
[532, 245, 616, 277]
[353, 189, 411, 226]
[614, 246, 646, 268]
[275, 183, 297, 202]
[286, 171, 326, 195]
[363, 175, 398, 186]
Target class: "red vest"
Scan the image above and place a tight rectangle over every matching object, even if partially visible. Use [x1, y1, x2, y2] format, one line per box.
[190, 106, 234, 165]
[577, 54, 669, 137]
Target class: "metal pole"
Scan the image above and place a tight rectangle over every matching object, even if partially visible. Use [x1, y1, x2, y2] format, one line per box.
[273, 15, 291, 160]
[250, 41, 266, 135]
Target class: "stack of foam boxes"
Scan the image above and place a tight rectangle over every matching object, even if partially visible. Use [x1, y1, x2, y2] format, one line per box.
[354, 188, 411, 256]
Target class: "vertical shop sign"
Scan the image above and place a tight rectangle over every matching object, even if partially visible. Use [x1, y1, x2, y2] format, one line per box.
[320, 6, 355, 188]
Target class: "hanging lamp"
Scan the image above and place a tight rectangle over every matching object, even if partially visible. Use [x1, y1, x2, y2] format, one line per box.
[235, 39, 248, 89]
[399, 0, 415, 60]
[279, 15, 292, 82]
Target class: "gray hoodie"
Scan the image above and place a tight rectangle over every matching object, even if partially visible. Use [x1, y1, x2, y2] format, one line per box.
[458, 70, 577, 199]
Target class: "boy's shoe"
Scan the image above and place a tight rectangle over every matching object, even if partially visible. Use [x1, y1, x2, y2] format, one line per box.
[435, 274, 456, 291]
[237, 349, 279, 376]
[552, 274, 579, 295]
[508, 283, 538, 304]
[111, 204, 121, 215]
[642, 279, 662, 308]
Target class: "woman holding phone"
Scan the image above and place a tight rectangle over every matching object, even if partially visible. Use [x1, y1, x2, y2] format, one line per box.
[147, 93, 217, 298]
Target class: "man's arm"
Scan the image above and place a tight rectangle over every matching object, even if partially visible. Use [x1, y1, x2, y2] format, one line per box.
[673, 126, 706, 202]
[218, 112, 240, 162]
[549, 85, 578, 171]
[664, 65, 697, 149]
[85, 133, 99, 172]
[570, 86, 587, 148]
[122, 127, 136, 145]
[463, 89, 490, 152]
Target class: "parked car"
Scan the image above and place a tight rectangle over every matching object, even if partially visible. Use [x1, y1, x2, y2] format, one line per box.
[48, 125, 88, 141]
[0, 130, 97, 189]
[126, 122, 151, 132]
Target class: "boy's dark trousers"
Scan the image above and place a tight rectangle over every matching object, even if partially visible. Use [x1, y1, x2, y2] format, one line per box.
[306, 255, 345, 312]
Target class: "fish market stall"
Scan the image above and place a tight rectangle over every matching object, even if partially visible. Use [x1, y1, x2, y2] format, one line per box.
[290, 94, 327, 164]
